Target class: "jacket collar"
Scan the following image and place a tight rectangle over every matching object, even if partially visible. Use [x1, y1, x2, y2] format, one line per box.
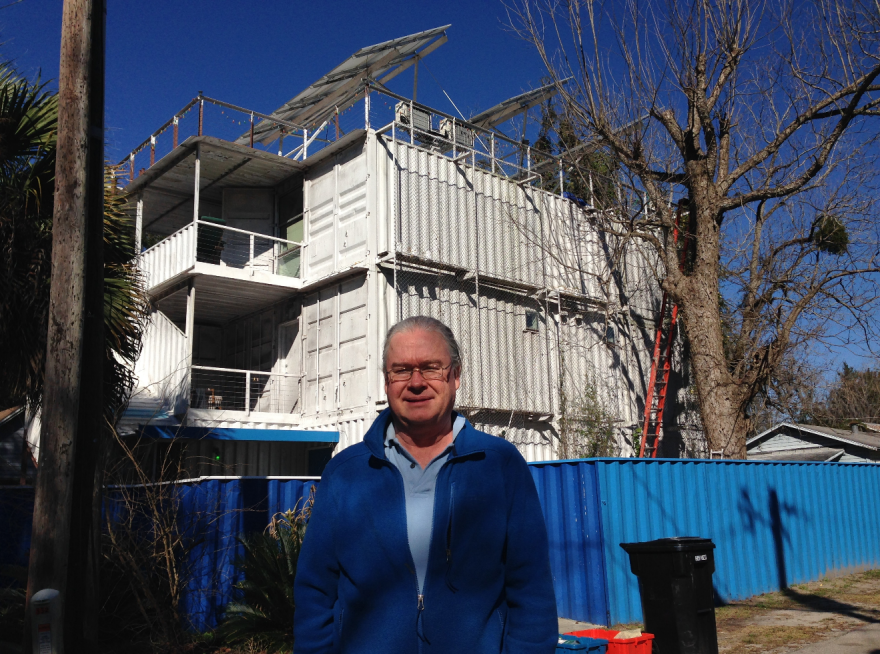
[364, 407, 485, 460]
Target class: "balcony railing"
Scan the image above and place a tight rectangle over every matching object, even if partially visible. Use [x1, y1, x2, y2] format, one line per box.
[190, 366, 298, 415]
[141, 219, 304, 289]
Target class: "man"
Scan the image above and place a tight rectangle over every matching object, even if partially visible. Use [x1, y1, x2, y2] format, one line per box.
[294, 316, 557, 653]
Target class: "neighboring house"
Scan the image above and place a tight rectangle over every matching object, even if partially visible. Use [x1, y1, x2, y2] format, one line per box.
[747, 423, 880, 463]
[109, 26, 689, 479]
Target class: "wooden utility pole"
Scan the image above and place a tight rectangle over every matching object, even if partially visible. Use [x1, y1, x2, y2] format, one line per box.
[25, 0, 105, 651]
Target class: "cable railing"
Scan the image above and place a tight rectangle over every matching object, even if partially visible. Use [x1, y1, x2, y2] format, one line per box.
[190, 366, 299, 415]
[116, 87, 622, 210]
[140, 220, 304, 288]
[117, 94, 309, 186]
[194, 219, 303, 278]
[364, 84, 621, 203]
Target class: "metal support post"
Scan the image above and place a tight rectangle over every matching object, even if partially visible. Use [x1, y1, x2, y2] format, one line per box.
[409, 99, 415, 145]
[589, 173, 594, 208]
[558, 159, 564, 196]
[135, 194, 143, 254]
[364, 84, 370, 130]
[192, 142, 201, 223]
[413, 56, 419, 102]
[173, 115, 179, 148]
[192, 142, 201, 262]
[249, 234, 254, 266]
[185, 281, 196, 409]
[249, 113, 254, 148]
[302, 128, 308, 159]
[198, 94, 204, 136]
[490, 133, 495, 175]
[452, 118, 457, 159]
[150, 135, 155, 166]
[279, 131, 284, 157]
[245, 373, 251, 415]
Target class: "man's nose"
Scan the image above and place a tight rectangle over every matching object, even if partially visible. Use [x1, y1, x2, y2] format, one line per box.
[407, 370, 429, 389]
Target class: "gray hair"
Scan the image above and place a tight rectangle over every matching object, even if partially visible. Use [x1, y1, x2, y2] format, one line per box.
[382, 316, 462, 369]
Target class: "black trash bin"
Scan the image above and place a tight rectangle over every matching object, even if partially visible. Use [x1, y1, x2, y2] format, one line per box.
[620, 537, 718, 654]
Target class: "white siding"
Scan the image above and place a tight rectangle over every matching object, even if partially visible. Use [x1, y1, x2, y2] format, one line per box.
[140, 223, 195, 290]
[134, 309, 189, 409]
[752, 433, 819, 453]
[302, 274, 370, 416]
[305, 143, 368, 279]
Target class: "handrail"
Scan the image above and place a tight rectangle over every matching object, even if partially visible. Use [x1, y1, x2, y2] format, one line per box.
[140, 220, 306, 259]
[119, 94, 308, 168]
[191, 364, 298, 378]
[195, 219, 305, 248]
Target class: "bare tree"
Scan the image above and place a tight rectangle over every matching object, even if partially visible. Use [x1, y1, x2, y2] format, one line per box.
[508, 0, 880, 457]
[808, 361, 880, 427]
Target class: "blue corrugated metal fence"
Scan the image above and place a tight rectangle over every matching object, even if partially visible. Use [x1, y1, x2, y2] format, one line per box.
[0, 477, 316, 632]
[3, 459, 879, 630]
[530, 458, 880, 625]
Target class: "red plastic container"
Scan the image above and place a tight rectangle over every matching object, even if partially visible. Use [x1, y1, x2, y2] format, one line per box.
[565, 629, 654, 654]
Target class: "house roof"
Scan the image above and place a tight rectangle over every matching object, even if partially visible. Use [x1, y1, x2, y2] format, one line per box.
[747, 422, 880, 452]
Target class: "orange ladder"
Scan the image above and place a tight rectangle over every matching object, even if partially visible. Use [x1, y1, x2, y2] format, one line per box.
[639, 199, 689, 458]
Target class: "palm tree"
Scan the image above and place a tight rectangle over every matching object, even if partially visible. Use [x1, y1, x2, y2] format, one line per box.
[0, 62, 149, 421]
[0, 64, 57, 409]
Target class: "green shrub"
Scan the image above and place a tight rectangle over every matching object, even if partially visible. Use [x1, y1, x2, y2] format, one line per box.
[218, 492, 313, 653]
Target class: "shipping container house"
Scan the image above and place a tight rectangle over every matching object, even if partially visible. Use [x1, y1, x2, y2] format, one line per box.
[118, 27, 700, 478]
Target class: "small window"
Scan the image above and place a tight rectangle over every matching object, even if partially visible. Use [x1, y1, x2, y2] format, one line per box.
[605, 325, 616, 345]
[525, 310, 540, 332]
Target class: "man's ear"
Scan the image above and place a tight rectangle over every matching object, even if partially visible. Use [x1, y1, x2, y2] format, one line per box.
[453, 365, 462, 391]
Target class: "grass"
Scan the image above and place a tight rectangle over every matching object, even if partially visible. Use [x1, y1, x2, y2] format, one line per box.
[739, 625, 827, 648]
[715, 568, 880, 653]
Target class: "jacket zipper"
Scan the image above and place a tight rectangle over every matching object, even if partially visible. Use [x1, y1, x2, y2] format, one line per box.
[377, 451, 474, 634]
[382, 458, 427, 627]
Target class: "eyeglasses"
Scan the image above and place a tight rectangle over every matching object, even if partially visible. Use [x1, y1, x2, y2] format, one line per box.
[385, 363, 453, 382]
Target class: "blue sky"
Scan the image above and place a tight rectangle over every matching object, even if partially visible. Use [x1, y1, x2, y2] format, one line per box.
[1, 0, 548, 161]
[3, 0, 875, 374]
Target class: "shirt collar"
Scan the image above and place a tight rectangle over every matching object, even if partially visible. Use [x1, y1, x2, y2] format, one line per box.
[385, 412, 466, 453]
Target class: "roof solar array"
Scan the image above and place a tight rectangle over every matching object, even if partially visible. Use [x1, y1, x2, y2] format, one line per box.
[242, 25, 450, 146]
[469, 79, 569, 130]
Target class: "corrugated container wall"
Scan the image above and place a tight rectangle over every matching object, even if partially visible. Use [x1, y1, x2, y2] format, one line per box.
[379, 134, 650, 458]
[304, 143, 369, 279]
[133, 309, 188, 408]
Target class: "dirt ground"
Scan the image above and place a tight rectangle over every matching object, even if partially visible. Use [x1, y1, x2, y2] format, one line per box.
[713, 569, 880, 653]
[589, 569, 880, 653]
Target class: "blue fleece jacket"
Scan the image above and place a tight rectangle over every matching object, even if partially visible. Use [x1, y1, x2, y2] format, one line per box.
[293, 408, 558, 654]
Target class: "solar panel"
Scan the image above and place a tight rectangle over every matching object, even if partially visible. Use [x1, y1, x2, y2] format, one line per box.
[242, 25, 450, 146]
[469, 79, 571, 130]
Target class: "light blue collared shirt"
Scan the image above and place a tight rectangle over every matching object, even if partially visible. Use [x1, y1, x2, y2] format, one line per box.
[384, 413, 467, 594]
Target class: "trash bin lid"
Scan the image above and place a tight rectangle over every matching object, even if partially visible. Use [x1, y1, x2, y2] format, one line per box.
[620, 536, 715, 553]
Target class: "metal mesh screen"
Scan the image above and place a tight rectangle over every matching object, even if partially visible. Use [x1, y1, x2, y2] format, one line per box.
[381, 120, 655, 459]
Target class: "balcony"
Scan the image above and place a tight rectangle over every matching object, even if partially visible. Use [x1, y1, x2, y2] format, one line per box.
[141, 219, 304, 293]
[187, 365, 300, 425]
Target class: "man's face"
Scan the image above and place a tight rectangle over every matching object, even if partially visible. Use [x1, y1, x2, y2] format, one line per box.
[384, 328, 461, 431]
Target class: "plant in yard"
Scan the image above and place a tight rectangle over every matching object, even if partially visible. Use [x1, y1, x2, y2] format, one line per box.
[218, 491, 314, 653]
[0, 566, 27, 647]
